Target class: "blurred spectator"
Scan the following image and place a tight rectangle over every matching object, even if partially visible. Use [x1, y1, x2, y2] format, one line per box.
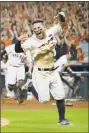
[79, 76, 85, 98]
[0, 41, 6, 95]
[0, 41, 5, 60]
[73, 76, 85, 98]
[55, 32, 77, 61]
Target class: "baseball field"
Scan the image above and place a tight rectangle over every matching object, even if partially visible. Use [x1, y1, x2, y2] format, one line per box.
[1, 99, 88, 133]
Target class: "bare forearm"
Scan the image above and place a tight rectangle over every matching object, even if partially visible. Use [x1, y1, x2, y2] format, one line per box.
[28, 62, 33, 75]
[25, 50, 33, 75]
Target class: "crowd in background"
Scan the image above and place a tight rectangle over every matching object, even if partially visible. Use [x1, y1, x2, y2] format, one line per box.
[0, 1, 89, 99]
[1, 2, 88, 46]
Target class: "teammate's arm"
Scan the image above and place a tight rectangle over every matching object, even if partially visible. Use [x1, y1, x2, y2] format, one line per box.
[19, 36, 33, 76]
[15, 40, 24, 53]
[15, 33, 29, 53]
[14, 32, 33, 74]
[1, 50, 7, 60]
[25, 50, 33, 76]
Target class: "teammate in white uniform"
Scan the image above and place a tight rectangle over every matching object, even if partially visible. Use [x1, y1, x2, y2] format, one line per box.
[1, 56, 15, 98]
[21, 12, 72, 125]
[54, 55, 74, 98]
[4, 44, 27, 103]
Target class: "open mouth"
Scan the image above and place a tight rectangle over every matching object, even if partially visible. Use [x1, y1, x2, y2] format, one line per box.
[34, 29, 45, 39]
[36, 31, 42, 35]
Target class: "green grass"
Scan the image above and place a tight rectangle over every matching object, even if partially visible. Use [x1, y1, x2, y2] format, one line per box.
[1, 109, 88, 133]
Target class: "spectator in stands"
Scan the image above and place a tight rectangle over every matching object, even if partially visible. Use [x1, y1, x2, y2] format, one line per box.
[0, 41, 6, 95]
[55, 27, 77, 61]
[1, 2, 88, 46]
[0, 41, 6, 61]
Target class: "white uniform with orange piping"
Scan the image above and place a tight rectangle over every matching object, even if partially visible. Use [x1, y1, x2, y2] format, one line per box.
[22, 24, 66, 103]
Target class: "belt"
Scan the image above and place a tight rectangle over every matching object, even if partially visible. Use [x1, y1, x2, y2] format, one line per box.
[38, 66, 58, 71]
[10, 64, 20, 67]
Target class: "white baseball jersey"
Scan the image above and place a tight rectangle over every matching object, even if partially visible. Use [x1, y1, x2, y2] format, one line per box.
[54, 55, 68, 72]
[5, 44, 27, 67]
[22, 24, 62, 67]
[5, 44, 27, 85]
[21, 24, 65, 103]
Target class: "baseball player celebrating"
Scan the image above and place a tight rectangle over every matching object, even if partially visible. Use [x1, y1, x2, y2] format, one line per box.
[2, 43, 27, 103]
[19, 12, 72, 125]
[1, 54, 14, 98]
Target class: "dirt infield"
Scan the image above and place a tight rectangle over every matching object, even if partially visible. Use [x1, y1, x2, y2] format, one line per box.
[1, 99, 88, 110]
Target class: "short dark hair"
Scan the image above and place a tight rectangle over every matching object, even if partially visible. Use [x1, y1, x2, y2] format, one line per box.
[32, 19, 43, 25]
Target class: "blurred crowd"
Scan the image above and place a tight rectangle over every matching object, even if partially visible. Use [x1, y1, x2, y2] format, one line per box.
[1, 2, 88, 46]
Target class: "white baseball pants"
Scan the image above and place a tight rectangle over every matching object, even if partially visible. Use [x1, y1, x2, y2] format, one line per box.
[32, 67, 65, 103]
[7, 65, 25, 85]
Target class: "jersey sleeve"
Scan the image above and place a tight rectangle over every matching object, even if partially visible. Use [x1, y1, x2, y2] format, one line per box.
[25, 50, 32, 63]
[21, 38, 32, 52]
[5, 44, 14, 54]
[54, 55, 67, 68]
[21, 38, 33, 63]
[49, 24, 62, 36]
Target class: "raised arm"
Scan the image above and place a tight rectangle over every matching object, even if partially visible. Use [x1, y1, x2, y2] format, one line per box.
[25, 50, 33, 76]
[15, 33, 29, 53]
[15, 40, 24, 53]
[48, 12, 66, 45]
[19, 34, 34, 76]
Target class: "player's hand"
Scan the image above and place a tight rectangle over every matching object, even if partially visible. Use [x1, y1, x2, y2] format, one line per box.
[18, 33, 29, 42]
[54, 12, 65, 22]
[40, 44, 53, 51]
[26, 71, 32, 79]
[67, 52, 72, 60]
[58, 12, 66, 22]
[20, 54, 26, 63]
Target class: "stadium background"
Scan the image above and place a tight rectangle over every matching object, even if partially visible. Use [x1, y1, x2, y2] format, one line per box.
[0, 1, 89, 132]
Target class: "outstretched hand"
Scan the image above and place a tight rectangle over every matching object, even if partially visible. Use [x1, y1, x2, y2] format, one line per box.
[18, 33, 29, 43]
[54, 12, 66, 22]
